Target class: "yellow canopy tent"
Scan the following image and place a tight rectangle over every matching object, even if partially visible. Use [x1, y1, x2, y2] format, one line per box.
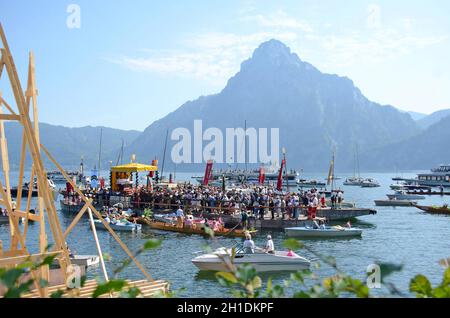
[110, 163, 158, 191]
[111, 163, 158, 173]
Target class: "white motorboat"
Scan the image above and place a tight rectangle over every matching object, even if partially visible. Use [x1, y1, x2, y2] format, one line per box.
[54, 255, 100, 268]
[192, 247, 310, 272]
[285, 226, 362, 238]
[361, 178, 380, 188]
[386, 191, 425, 201]
[297, 179, 326, 188]
[70, 255, 100, 267]
[343, 177, 365, 186]
[93, 219, 142, 232]
[374, 199, 417, 207]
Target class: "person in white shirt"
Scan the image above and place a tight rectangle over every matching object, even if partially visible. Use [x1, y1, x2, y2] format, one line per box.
[243, 234, 256, 254]
[264, 235, 275, 254]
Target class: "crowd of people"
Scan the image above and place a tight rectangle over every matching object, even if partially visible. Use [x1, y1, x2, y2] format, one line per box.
[62, 181, 345, 222]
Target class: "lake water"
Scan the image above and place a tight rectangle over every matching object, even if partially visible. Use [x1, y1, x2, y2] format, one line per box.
[1, 171, 449, 297]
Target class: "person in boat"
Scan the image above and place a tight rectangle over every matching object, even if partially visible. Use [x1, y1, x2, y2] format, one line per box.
[346, 221, 352, 228]
[264, 235, 275, 254]
[320, 193, 327, 208]
[337, 191, 343, 209]
[175, 206, 185, 228]
[243, 233, 256, 254]
[240, 210, 248, 231]
[319, 219, 326, 230]
[184, 214, 194, 228]
[312, 219, 320, 229]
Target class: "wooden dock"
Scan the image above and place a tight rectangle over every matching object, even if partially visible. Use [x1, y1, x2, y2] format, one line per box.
[20, 279, 169, 298]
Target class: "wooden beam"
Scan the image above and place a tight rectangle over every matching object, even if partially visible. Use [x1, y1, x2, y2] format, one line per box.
[62, 201, 90, 239]
[0, 97, 18, 116]
[10, 210, 41, 222]
[0, 113, 20, 121]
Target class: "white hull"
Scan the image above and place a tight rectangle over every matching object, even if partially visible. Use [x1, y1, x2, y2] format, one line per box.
[387, 194, 425, 200]
[70, 255, 100, 267]
[192, 249, 310, 272]
[285, 227, 362, 238]
[374, 200, 416, 207]
[93, 220, 141, 232]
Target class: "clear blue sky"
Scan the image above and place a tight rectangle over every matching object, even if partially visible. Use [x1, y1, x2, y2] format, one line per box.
[1, 0, 449, 130]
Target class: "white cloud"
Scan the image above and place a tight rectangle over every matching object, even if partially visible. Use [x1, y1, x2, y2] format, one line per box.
[319, 28, 448, 67]
[241, 9, 313, 33]
[367, 4, 382, 29]
[108, 32, 298, 86]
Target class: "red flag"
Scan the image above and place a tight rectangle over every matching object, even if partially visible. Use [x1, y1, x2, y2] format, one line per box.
[203, 160, 214, 186]
[277, 159, 285, 191]
[258, 167, 265, 185]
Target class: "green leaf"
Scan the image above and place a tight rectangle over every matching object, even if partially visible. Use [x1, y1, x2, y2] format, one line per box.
[92, 280, 128, 298]
[216, 272, 238, 284]
[51, 290, 65, 298]
[442, 267, 450, 286]
[410, 274, 432, 297]
[283, 238, 304, 251]
[143, 239, 162, 250]
[252, 276, 262, 289]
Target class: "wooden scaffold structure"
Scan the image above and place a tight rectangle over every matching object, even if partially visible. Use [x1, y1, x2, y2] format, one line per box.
[0, 24, 168, 297]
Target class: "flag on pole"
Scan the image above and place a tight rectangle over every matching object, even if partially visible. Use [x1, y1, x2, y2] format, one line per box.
[203, 160, 214, 186]
[277, 159, 285, 191]
[258, 166, 265, 185]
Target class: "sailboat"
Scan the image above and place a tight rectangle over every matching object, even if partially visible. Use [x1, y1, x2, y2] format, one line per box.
[343, 144, 365, 186]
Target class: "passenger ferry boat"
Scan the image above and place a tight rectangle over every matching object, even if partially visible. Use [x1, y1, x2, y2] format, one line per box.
[193, 163, 299, 184]
[399, 164, 450, 188]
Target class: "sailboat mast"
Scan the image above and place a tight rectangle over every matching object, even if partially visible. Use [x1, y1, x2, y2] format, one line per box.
[244, 119, 247, 172]
[161, 129, 169, 181]
[98, 128, 103, 178]
[356, 144, 360, 178]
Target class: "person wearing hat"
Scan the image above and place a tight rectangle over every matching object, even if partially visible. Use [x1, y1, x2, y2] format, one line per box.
[264, 235, 275, 254]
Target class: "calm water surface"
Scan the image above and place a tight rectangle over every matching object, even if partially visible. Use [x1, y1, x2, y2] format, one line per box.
[1, 171, 449, 297]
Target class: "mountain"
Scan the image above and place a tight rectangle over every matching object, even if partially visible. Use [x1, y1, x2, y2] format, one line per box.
[417, 109, 450, 129]
[125, 39, 420, 171]
[360, 114, 450, 170]
[4, 123, 141, 170]
[407, 111, 427, 121]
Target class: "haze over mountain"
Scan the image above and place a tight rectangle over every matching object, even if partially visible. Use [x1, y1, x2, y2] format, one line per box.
[360, 113, 450, 170]
[4, 123, 140, 170]
[125, 39, 420, 171]
[417, 109, 450, 129]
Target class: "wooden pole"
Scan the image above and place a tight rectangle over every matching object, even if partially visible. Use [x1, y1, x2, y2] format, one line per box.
[87, 207, 109, 282]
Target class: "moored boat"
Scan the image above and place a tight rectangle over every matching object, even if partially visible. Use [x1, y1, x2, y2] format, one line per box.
[285, 226, 362, 238]
[360, 178, 380, 188]
[413, 204, 450, 215]
[192, 247, 310, 272]
[137, 218, 255, 238]
[297, 179, 326, 188]
[374, 199, 417, 207]
[387, 190, 425, 200]
[93, 219, 141, 232]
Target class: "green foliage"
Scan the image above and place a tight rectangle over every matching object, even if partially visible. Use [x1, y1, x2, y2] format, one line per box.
[410, 267, 450, 298]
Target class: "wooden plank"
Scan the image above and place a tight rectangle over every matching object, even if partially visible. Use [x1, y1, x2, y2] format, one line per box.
[10, 210, 41, 222]
[0, 114, 20, 121]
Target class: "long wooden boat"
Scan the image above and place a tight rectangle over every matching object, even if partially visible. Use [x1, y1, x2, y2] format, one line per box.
[0, 215, 9, 224]
[413, 204, 450, 215]
[136, 217, 256, 238]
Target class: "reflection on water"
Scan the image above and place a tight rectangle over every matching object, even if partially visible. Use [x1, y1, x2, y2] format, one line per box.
[1, 171, 450, 297]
